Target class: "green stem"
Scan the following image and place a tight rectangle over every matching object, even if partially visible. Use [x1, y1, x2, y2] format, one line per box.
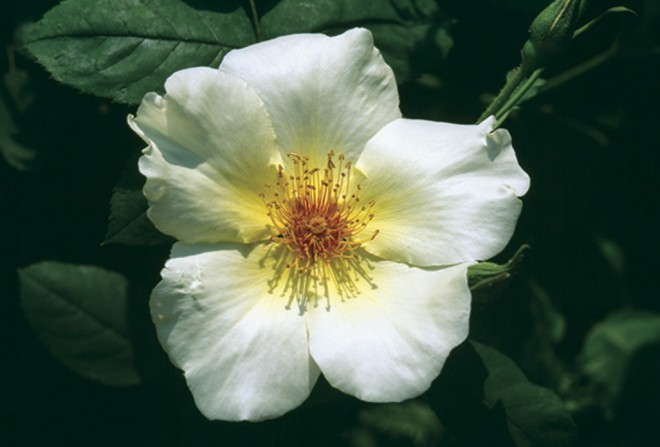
[478, 66, 527, 123]
[541, 43, 618, 92]
[249, 0, 261, 42]
[486, 43, 619, 129]
[492, 68, 544, 129]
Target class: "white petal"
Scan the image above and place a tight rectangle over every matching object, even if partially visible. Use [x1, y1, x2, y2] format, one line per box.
[307, 260, 471, 402]
[131, 67, 282, 244]
[151, 243, 320, 421]
[220, 28, 401, 165]
[356, 117, 530, 266]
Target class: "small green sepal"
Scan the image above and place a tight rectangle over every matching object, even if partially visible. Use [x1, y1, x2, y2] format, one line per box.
[468, 244, 530, 300]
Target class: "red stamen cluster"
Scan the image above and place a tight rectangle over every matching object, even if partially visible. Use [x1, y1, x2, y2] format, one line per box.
[261, 152, 378, 272]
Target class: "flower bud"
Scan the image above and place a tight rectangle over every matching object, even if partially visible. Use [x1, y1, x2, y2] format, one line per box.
[522, 0, 584, 71]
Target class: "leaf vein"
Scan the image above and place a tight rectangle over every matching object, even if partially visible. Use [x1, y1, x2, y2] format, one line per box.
[28, 32, 241, 49]
[24, 271, 130, 340]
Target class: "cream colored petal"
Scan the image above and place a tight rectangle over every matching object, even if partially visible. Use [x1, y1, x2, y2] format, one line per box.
[151, 243, 320, 421]
[219, 28, 401, 166]
[131, 67, 282, 244]
[307, 260, 471, 402]
[357, 117, 530, 266]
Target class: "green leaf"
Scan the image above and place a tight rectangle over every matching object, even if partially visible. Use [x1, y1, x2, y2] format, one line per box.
[22, 0, 255, 104]
[19, 262, 141, 387]
[1, 53, 37, 171]
[354, 401, 444, 447]
[573, 6, 637, 39]
[432, 341, 576, 447]
[474, 342, 576, 447]
[104, 156, 173, 246]
[0, 90, 36, 171]
[579, 308, 660, 411]
[485, 0, 551, 12]
[260, 0, 454, 82]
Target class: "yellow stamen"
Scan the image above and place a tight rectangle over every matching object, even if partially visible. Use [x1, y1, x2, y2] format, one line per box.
[260, 152, 378, 311]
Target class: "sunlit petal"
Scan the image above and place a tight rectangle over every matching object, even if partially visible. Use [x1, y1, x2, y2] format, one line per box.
[357, 117, 530, 266]
[151, 243, 320, 421]
[308, 260, 471, 401]
[132, 68, 282, 244]
[220, 28, 401, 165]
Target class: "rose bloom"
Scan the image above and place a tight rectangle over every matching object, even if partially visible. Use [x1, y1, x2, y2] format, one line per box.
[128, 28, 529, 421]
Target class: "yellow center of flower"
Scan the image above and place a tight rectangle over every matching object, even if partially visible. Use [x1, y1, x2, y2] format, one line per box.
[260, 151, 378, 310]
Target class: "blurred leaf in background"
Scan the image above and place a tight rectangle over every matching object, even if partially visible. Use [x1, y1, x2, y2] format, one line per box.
[19, 262, 141, 387]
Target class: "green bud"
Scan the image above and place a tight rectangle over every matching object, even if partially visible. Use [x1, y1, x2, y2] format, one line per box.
[468, 244, 530, 304]
[522, 0, 584, 71]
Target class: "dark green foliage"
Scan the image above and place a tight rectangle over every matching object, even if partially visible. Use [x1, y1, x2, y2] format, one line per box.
[104, 156, 173, 246]
[22, 0, 453, 104]
[23, 0, 255, 104]
[3, 0, 659, 445]
[19, 262, 141, 387]
[432, 341, 576, 447]
[346, 401, 445, 447]
[579, 309, 660, 414]
[260, 0, 454, 82]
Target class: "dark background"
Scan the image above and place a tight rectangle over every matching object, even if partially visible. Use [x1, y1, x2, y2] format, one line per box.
[1, 0, 659, 445]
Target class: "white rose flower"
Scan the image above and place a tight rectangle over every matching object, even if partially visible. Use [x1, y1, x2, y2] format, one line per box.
[128, 28, 530, 422]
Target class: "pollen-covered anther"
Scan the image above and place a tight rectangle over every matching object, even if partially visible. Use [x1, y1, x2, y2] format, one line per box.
[260, 151, 377, 301]
[307, 216, 328, 235]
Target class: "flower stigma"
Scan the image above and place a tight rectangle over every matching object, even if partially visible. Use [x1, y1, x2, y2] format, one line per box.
[259, 151, 379, 311]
